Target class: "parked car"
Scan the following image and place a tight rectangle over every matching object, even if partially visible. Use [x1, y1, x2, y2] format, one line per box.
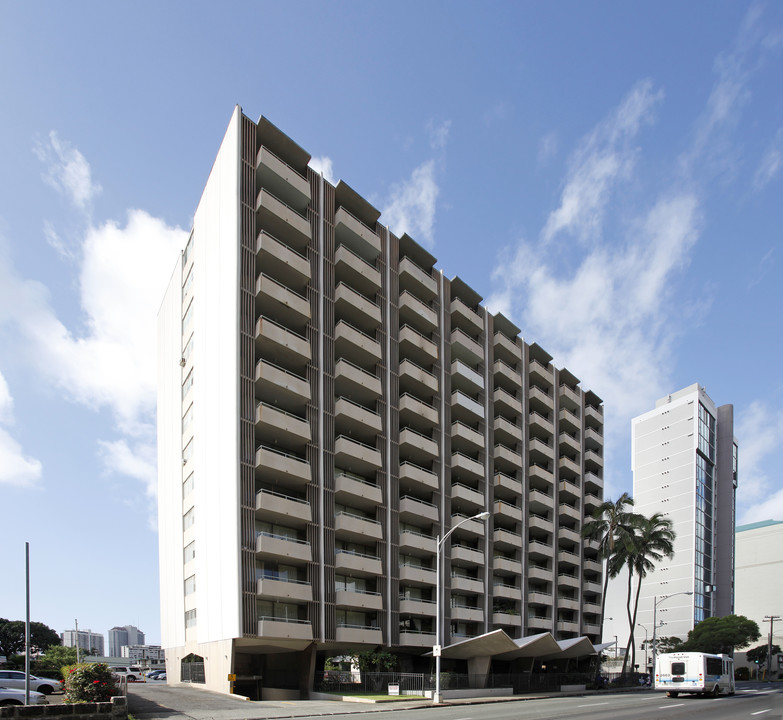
[0, 671, 62, 695]
[0, 687, 49, 706]
[145, 670, 165, 679]
[109, 667, 145, 682]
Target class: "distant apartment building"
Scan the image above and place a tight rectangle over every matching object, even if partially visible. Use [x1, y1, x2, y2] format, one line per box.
[157, 106, 606, 696]
[121, 645, 165, 662]
[61, 629, 104, 656]
[108, 626, 145, 658]
[632, 384, 737, 642]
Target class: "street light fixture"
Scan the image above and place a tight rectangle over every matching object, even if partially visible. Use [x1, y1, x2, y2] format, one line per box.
[433, 510, 489, 704]
[652, 592, 694, 685]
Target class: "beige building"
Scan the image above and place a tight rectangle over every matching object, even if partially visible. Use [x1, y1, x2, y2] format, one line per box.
[157, 106, 605, 697]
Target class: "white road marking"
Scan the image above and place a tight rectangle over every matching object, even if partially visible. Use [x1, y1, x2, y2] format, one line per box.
[577, 702, 608, 707]
[751, 710, 771, 716]
[662, 704, 684, 708]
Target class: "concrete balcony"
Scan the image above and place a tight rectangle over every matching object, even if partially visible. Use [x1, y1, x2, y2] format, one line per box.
[256, 230, 311, 290]
[452, 482, 485, 510]
[335, 206, 380, 261]
[493, 612, 522, 627]
[334, 244, 381, 296]
[335, 282, 381, 331]
[399, 257, 437, 301]
[528, 411, 553, 436]
[529, 437, 554, 464]
[584, 403, 604, 425]
[585, 449, 604, 469]
[452, 421, 484, 450]
[584, 426, 603, 450]
[528, 488, 554, 513]
[399, 324, 438, 364]
[451, 514, 488, 538]
[559, 407, 581, 432]
[529, 463, 554, 486]
[399, 291, 438, 333]
[528, 539, 554, 561]
[256, 145, 311, 212]
[558, 502, 581, 523]
[528, 358, 553, 387]
[399, 427, 438, 463]
[559, 432, 581, 455]
[559, 383, 582, 411]
[584, 558, 602, 575]
[335, 511, 383, 542]
[399, 631, 436, 646]
[493, 527, 522, 550]
[334, 435, 382, 473]
[559, 479, 580, 502]
[451, 297, 483, 334]
[451, 606, 483, 623]
[334, 550, 382, 576]
[492, 556, 521, 574]
[493, 359, 522, 390]
[492, 583, 520, 601]
[583, 579, 602, 594]
[494, 416, 522, 445]
[451, 390, 484, 421]
[399, 530, 437, 555]
[256, 446, 310, 487]
[527, 565, 554, 583]
[494, 387, 523, 417]
[334, 473, 383, 509]
[335, 396, 383, 437]
[256, 189, 312, 253]
[582, 621, 601, 636]
[527, 590, 553, 606]
[494, 500, 523, 523]
[528, 385, 554, 412]
[557, 573, 580, 590]
[452, 545, 484, 567]
[559, 526, 581, 544]
[557, 620, 580, 634]
[451, 328, 484, 365]
[527, 513, 553, 534]
[334, 321, 382, 365]
[335, 358, 382, 404]
[493, 332, 521, 364]
[255, 360, 310, 413]
[255, 488, 311, 527]
[558, 549, 581, 569]
[494, 473, 523, 498]
[451, 359, 484, 393]
[399, 495, 439, 523]
[399, 598, 436, 616]
[451, 575, 484, 594]
[256, 317, 311, 368]
[257, 577, 312, 603]
[335, 625, 384, 645]
[258, 618, 313, 641]
[256, 403, 310, 448]
[584, 492, 601, 513]
[335, 589, 383, 611]
[399, 461, 438, 492]
[494, 443, 522, 468]
[558, 455, 581, 477]
[256, 273, 310, 328]
[399, 359, 438, 395]
[527, 615, 553, 633]
[451, 453, 484, 480]
[399, 564, 436, 586]
[256, 532, 311, 563]
[399, 393, 439, 428]
[584, 471, 603, 493]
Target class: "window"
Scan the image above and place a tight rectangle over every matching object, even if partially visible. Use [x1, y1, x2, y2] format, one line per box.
[183, 507, 195, 530]
[183, 233, 194, 266]
[182, 370, 194, 398]
[184, 575, 196, 596]
[183, 439, 193, 465]
[183, 473, 194, 499]
[183, 405, 193, 433]
[184, 609, 197, 628]
[182, 300, 194, 333]
[182, 267, 194, 300]
[182, 334, 194, 364]
[184, 541, 195, 563]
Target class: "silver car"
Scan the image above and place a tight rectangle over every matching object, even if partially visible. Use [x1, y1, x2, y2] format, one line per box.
[0, 686, 49, 706]
[0, 671, 63, 695]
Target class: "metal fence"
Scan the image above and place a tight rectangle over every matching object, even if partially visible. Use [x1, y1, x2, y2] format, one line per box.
[317, 671, 426, 696]
[181, 661, 206, 684]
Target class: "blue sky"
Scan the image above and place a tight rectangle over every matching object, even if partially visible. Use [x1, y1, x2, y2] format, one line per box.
[0, 2, 781, 647]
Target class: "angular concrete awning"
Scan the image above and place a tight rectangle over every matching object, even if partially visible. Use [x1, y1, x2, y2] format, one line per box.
[425, 630, 601, 662]
[494, 632, 562, 660]
[540, 636, 597, 660]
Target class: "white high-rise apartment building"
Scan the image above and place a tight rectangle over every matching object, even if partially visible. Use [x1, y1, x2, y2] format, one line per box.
[632, 384, 737, 643]
[61, 629, 105, 656]
[158, 107, 606, 697]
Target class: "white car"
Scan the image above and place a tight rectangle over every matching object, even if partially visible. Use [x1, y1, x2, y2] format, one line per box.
[0, 671, 62, 695]
[0, 686, 49, 706]
[109, 666, 145, 682]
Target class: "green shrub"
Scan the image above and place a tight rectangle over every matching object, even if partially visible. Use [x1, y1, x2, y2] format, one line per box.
[63, 663, 119, 702]
[734, 666, 750, 681]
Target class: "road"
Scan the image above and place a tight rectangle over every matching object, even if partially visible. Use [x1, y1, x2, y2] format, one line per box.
[128, 682, 783, 720]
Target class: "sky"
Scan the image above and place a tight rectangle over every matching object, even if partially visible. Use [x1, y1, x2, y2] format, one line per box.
[0, 1, 781, 648]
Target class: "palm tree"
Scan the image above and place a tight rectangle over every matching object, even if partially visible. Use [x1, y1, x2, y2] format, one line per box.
[581, 492, 635, 633]
[618, 512, 676, 676]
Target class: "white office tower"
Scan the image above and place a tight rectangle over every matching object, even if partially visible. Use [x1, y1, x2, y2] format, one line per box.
[632, 384, 737, 643]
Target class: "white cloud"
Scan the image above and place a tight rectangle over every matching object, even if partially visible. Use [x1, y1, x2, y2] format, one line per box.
[542, 80, 663, 244]
[753, 128, 783, 190]
[538, 132, 558, 166]
[0, 370, 42, 487]
[427, 119, 451, 150]
[34, 131, 102, 213]
[308, 156, 335, 184]
[382, 160, 439, 248]
[98, 438, 157, 498]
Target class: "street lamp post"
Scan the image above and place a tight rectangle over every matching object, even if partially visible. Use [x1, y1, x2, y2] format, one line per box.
[433, 510, 489, 704]
[638, 624, 649, 672]
[652, 592, 693, 686]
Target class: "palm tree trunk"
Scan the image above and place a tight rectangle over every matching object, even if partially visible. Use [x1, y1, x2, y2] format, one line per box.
[627, 572, 645, 674]
[621, 566, 633, 676]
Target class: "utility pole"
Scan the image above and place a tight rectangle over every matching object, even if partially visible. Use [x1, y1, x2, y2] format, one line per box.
[75, 619, 80, 665]
[764, 615, 781, 680]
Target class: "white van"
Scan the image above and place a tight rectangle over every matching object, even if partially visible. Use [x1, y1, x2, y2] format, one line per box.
[654, 652, 734, 697]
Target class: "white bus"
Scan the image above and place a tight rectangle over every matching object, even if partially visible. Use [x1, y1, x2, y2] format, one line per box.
[654, 652, 735, 697]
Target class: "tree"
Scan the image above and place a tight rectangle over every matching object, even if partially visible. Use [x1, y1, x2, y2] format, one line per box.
[642, 636, 683, 655]
[0, 618, 61, 659]
[678, 615, 760, 654]
[614, 512, 675, 676]
[582, 493, 635, 631]
[746, 643, 782, 666]
[350, 649, 397, 672]
[33, 646, 81, 680]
